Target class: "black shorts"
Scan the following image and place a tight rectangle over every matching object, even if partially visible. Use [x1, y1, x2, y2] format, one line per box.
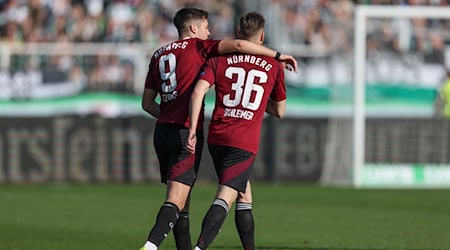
[208, 144, 255, 193]
[153, 123, 204, 186]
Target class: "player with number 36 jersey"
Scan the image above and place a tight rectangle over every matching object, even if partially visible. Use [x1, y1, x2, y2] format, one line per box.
[188, 12, 292, 250]
[202, 54, 286, 154]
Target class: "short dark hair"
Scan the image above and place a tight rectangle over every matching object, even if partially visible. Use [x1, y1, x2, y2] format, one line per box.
[173, 8, 209, 36]
[239, 12, 265, 39]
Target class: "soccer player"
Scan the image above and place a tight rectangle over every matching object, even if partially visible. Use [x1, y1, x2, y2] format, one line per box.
[140, 8, 297, 250]
[187, 12, 289, 250]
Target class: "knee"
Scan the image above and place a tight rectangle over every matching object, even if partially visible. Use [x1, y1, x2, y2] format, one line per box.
[165, 198, 185, 211]
[237, 192, 252, 204]
[166, 182, 192, 210]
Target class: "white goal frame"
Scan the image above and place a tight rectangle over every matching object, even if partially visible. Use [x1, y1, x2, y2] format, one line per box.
[353, 5, 450, 187]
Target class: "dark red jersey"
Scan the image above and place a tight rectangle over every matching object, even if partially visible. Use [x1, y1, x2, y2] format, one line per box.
[200, 53, 286, 153]
[145, 37, 221, 129]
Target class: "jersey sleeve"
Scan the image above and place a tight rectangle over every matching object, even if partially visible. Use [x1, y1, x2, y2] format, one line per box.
[198, 58, 217, 87]
[270, 64, 287, 101]
[198, 39, 221, 59]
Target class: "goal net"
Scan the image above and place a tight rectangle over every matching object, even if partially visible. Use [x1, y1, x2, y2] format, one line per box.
[321, 5, 450, 188]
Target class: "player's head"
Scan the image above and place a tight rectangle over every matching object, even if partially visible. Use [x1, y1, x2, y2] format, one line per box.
[238, 12, 265, 45]
[173, 7, 210, 40]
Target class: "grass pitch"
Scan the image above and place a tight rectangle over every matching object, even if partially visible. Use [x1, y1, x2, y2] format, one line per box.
[1, 182, 449, 250]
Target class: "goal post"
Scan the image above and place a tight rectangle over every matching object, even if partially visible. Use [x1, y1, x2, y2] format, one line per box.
[352, 5, 450, 188]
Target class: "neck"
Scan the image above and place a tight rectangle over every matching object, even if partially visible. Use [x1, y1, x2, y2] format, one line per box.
[179, 33, 194, 40]
[242, 33, 263, 44]
[245, 36, 261, 44]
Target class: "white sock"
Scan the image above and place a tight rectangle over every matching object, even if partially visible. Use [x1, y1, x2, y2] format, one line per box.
[143, 241, 158, 250]
[194, 246, 202, 250]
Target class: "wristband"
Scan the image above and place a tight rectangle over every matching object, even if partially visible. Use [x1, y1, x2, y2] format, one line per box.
[275, 51, 281, 60]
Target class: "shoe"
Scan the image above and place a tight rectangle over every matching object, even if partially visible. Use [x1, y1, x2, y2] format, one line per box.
[140, 241, 158, 250]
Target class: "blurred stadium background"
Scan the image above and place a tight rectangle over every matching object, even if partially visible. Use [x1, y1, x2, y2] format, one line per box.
[1, 0, 450, 187]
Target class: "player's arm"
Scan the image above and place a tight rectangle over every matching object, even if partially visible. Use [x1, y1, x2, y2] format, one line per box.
[266, 99, 286, 119]
[187, 79, 210, 154]
[142, 88, 160, 118]
[217, 39, 298, 73]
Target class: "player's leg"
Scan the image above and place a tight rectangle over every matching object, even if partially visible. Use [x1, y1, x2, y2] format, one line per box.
[235, 181, 255, 250]
[172, 128, 203, 250]
[173, 194, 191, 250]
[145, 180, 190, 247]
[194, 184, 238, 250]
[194, 145, 255, 250]
[141, 125, 198, 250]
[140, 124, 171, 250]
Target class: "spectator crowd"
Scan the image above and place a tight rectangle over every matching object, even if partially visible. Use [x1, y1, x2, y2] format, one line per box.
[0, 0, 237, 43]
[0, 0, 449, 94]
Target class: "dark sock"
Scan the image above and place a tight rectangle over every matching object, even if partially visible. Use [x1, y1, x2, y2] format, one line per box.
[196, 198, 229, 249]
[235, 202, 255, 250]
[147, 202, 180, 246]
[173, 212, 191, 250]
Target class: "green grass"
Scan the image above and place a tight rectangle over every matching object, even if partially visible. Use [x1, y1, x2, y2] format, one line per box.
[1, 182, 449, 250]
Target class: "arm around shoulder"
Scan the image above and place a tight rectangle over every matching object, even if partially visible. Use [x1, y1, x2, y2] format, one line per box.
[218, 40, 298, 72]
[218, 39, 276, 57]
